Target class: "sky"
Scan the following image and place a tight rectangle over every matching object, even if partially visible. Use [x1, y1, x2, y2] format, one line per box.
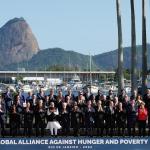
[0, 0, 150, 55]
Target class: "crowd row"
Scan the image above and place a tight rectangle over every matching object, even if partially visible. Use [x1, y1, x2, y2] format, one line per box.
[0, 88, 150, 137]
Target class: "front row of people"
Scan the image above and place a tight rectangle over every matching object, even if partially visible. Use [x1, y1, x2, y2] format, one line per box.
[0, 98, 148, 137]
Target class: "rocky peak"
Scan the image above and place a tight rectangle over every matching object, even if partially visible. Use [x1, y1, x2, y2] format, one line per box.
[0, 17, 39, 66]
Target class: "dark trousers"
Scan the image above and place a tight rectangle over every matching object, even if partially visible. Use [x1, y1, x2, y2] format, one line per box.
[24, 123, 33, 137]
[148, 114, 150, 135]
[117, 121, 126, 136]
[105, 120, 115, 136]
[127, 118, 136, 136]
[0, 121, 5, 137]
[73, 125, 80, 136]
[85, 122, 94, 137]
[10, 126, 20, 137]
[62, 127, 70, 136]
[36, 124, 45, 137]
[105, 127, 114, 136]
[118, 127, 125, 136]
[97, 127, 104, 136]
[138, 120, 146, 136]
[61, 122, 70, 136]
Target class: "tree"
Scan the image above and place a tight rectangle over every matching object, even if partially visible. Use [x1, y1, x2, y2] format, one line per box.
[142, 0, 147, 96]
[16, 75, 23, 82]
[124, 69, 131, 80]
[116, 0, 124, 95]
[130, 0, 137, 95]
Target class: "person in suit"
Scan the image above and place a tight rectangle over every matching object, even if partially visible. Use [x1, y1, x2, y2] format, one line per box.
[56, 90, 64, 112]
[13, 94, 23, 127]
[126, 99, 137, 137]
[65, 89, 75, 101]
[135, 95, 144, 109]
[95, 100, 105, 136]
[9, 105, 21, 137]
[83, 89, 90, 102]
[23, 102, 33, 137]
[4, 88, 13, 113]
[84, 100, 95, 137]
[137, 103, 148, 136]
[59, 102, 70, 136]
[95, 90, 103, 103]
[48, 88, 57, 105]
[122, 94, 130, 110]
[115, 102, 126, 136]
[44, 95, 50, 110]
[18, 90, 25, 106]
[30, 94, 38, 112]
[106, 90, 114, 101]
[89, 94, 97, 108]
[26, 91, 33, 103]
[65, 96, 73, 113]
[118, 89, 126, 103]
[13, 94, 23, 113]
[71, 103, 83, 136]
[35, 100, 46, 137]
[105, 100, 115, 136]
[77, 91, 86, 113]
[37, 88, 45, 102]
[0, 104, 5, 137]
[143, 89, 150, 135]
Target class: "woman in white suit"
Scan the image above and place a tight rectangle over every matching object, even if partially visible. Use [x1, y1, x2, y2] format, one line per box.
[46, 102, 61, 136]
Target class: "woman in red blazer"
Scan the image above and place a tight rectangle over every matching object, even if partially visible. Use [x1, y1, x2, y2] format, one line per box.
[137, 102, 148, 136]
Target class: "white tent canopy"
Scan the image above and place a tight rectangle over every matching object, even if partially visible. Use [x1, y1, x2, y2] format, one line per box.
[47, 78, 62, 85]
[23, 77, 44, 81]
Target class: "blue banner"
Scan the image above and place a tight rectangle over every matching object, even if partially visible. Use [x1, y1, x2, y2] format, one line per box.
[0, 137, 150, 150]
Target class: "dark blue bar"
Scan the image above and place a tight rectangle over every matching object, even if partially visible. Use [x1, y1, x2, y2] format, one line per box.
[0, 137, 149, 150]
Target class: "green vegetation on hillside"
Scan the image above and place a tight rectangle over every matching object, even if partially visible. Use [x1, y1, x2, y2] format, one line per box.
[3, 45, 150, 71]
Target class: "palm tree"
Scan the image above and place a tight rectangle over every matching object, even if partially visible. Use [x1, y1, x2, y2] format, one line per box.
[116, 0, 124, 95]
[130, 0, 137, 95]
[142, 0, 147, 96]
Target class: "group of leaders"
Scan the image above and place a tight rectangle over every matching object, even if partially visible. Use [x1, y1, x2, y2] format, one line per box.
[0, 87, 150, 137]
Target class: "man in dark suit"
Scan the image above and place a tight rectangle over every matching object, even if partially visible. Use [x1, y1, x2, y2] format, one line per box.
[35, 100, 46, 137]
[37, 88, 45, 102]
[48, 88, 57, 105]
[95, 90, 103, 103]
[126, 99, 137, 136]
[0, 104, 5, 137]
[26, 91, 33, 103]
[60, 102, 70, 136]
[9, 105, 21, 137]
[65, 89, 75, 101]
[84, 100, 95, 137]
[105, 100, 115, 136]
[118, 89, 126, 103]
[71, 103, 83, 136]
[144, 89, 150, 135]
[18, 90, 25, 106]
[95, 100, 105, 136]
[4, 88, 13, 113]
[23, 102, 33, 137]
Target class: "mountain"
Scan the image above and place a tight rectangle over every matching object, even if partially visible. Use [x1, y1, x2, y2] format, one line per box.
[5, 45, 150, 71]
[0, 18, 150, 71]
[0, 17, 39, 67]
[5, 48, 97, 71]
[93, 45, 150, 70]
